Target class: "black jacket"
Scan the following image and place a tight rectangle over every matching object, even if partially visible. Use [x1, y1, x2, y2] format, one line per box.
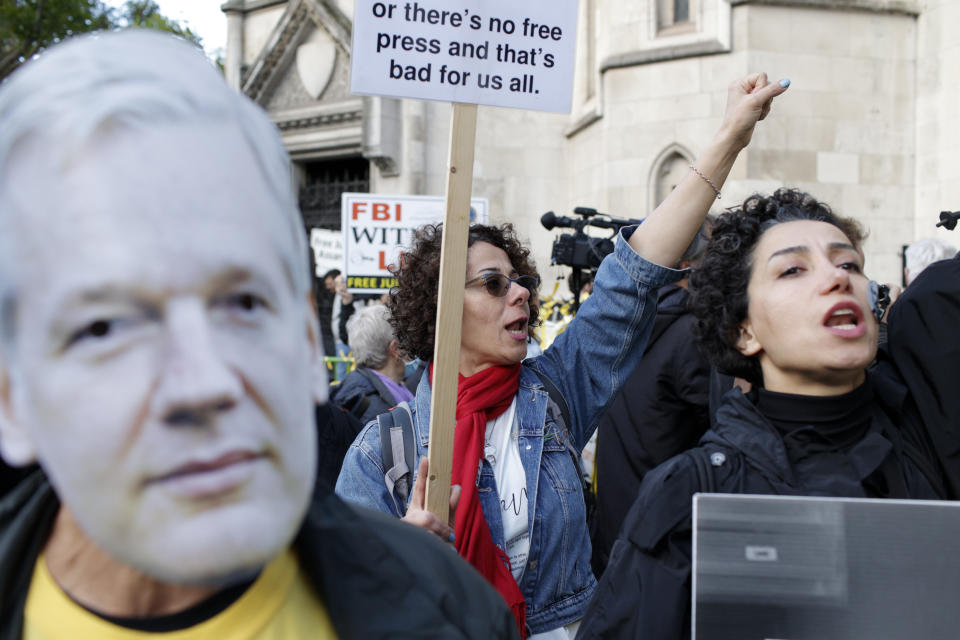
[578, 369, 946, 640]
[314, 403, 365, 492]
[333, 367, 399, 426]
[0, 462, 32, 501]
[885, 254, 960, 498]
[0, 471, 519, 639]
[590, 285, 711, 575]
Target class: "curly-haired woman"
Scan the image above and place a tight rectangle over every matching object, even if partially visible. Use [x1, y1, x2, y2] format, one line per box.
[336, 73, 790, 638]
[578, 187, 960, 638]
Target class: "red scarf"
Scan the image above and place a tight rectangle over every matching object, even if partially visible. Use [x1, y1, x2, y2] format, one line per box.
[430, 362, 527, 638]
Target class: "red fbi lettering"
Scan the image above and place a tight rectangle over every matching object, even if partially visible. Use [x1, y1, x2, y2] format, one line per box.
[351, 201, 366, 220]
[354, 201, 403, 222]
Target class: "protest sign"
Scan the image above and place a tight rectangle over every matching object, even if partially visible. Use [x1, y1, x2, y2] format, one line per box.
[341, 193, 489, 293]
[350, 0, 577, 520]
[351, 0, 578, 113]
[309, 227, 344, 277]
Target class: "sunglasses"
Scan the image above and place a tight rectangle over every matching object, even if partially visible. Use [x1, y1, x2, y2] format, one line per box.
[465, 273, 540, 297]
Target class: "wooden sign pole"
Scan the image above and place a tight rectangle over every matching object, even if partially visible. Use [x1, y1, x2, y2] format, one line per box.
[424, 102, 478, 521]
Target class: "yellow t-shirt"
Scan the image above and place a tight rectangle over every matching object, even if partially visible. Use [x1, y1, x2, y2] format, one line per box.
[23, 550, 336, 640]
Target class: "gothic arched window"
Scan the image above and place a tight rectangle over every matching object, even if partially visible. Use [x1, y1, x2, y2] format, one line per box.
[649, 144, 695, 212]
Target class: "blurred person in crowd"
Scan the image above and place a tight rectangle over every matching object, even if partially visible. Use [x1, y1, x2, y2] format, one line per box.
[332, 304, 413, 425]
[334, 275, 388, 341]
[904, 237, 956, 286]
[0, 30, 517, 639]
[324, 269, 352, 382]
[323, 269, 341, 293]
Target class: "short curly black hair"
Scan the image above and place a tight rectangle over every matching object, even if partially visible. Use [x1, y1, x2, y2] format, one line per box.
[387, 223, 539, 362]
[689, 188, 867, 386]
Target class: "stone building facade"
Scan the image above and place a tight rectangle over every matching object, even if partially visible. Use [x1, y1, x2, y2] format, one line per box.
[222, 0, 960, 286]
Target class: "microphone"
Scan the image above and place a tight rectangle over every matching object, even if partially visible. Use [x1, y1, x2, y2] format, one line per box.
[541, 211, 575, 230]
[936, 211, 960, 231]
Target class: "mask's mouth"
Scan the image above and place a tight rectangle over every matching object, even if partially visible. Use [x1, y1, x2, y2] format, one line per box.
[153, 450, 263, 484]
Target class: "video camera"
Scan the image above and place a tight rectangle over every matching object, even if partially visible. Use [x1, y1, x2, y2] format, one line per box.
[541, 207, 643, 270]
[541, 207, 643, 311]
[936, 211, 960, 231]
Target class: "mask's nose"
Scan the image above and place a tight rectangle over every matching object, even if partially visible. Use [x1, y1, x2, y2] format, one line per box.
[150, 298, 242, 426]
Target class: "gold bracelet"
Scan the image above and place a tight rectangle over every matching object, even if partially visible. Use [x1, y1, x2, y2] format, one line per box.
[689, 165, 721, 200]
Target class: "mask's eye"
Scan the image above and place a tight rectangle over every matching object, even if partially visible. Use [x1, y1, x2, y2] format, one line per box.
[229, 293, 265, 312]
[66, 319, 113, 347]
[215, 292, 272, 325]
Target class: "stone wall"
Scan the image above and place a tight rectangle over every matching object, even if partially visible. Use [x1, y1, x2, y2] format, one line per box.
[564, 0, 924, 283]
[915, 0, 960, 248]
[739, 3, 917, 281]
[225, 0, 960, 286]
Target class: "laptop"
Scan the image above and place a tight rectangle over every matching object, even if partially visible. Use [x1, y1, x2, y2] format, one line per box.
[692, 493, 960, 640]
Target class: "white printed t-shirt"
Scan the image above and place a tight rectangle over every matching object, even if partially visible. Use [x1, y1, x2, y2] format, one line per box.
[484, 399, 583, 640]
[484, 399, 529, 582]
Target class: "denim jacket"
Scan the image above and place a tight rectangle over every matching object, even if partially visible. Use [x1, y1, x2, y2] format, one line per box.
[335, 228, 683, 633]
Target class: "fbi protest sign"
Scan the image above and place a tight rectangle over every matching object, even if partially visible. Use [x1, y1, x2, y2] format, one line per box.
[342, 193, 489, 293]
[351, 0, 578, 113]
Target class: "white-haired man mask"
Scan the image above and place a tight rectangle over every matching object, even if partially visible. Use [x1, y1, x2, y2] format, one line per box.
[0, 30, 516, 639]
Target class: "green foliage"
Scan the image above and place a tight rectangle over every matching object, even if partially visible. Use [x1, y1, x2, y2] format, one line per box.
[1, 0, 113, 79]
[116, 0, 202, 47]
[1, 0, 207, 81]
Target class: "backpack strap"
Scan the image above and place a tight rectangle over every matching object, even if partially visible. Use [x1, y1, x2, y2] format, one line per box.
[377, 401, 416, 514]
[343, 392, 372, 421]
[356, 368, 399, 407]
[343, 369, 398, 422]
[529, 367, 572, 437]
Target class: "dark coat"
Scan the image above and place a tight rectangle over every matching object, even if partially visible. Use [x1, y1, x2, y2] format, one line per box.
[314, 403, 365, 492]
[885, 254, 960, 498]
[590, 285, 711, 575]
[0, 470, 519, 639]
[0, 462, 32, 502]
[333, 367, 399, 426]
[578, 369, 946, 640]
